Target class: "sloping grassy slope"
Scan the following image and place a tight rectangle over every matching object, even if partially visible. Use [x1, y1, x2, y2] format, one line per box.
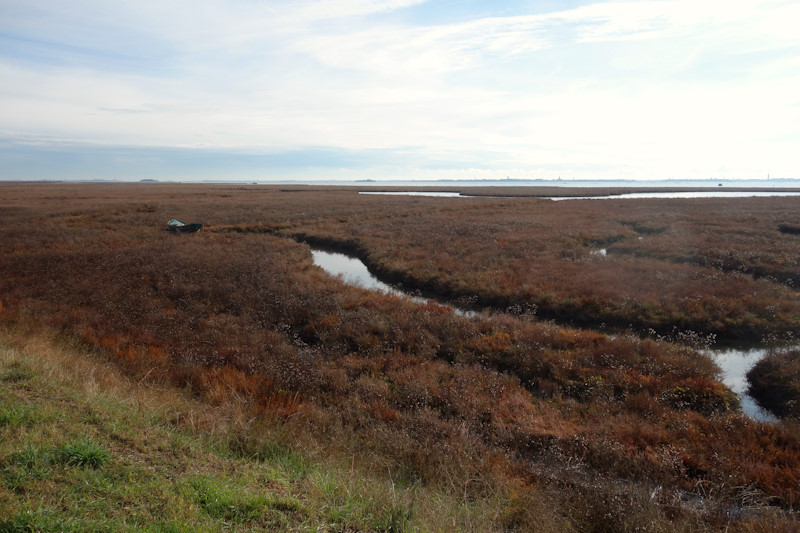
[0, 329, 510, 532]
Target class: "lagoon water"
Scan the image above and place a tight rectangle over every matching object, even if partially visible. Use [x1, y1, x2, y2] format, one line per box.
[312, 247, 779, 422]
[549, 191, 800, 200]
[354, 181, 800, 200]
[278, 178, 800, 189]
[358, 190, 800, 200]
[706, 346, 778, 422]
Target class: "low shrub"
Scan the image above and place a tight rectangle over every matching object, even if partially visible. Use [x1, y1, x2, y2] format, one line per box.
[747, 350, 800, 418]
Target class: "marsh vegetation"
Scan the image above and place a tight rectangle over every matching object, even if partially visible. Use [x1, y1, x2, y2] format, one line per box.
[747, 350, 800, 419]
[2, 182, 800, 531]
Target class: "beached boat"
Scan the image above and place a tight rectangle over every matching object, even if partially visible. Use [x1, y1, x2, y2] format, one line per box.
[166, 219, 203, 233]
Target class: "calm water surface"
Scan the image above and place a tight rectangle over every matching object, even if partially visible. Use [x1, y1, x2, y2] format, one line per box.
[706, 346, 779, 422]
[358, 190, 800, 200]
[708, 348, 760, 402]
[276, 178, 800, 188]
[359, 191, 464, 197]
[311, 249, 469, 313]
[549, 191, 800, 200]
[311, 249, 405, 296]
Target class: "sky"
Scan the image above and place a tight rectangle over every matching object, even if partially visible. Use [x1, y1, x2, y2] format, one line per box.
[1, 0, 798, 182]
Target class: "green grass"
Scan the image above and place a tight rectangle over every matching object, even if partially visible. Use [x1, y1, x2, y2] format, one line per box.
[0, 332, 505, 532]
[184, 474, 305, 528]
[0, 405, 42, 428]
[1, 361, 34, 383]
[51, 438, 111, 469]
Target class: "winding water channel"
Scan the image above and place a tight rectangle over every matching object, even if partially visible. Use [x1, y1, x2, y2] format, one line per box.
[310, 249, 474, 317]
[311, 248, 779, 422]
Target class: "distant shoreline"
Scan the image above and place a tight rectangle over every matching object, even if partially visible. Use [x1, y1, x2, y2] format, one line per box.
[4, 179, 800, 200]
[2, 177, 799, 189]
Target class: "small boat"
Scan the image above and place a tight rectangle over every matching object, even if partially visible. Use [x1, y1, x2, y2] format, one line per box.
[166, 219, 203, 233]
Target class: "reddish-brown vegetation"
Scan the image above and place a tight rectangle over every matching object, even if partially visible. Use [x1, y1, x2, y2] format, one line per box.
[747, 350, 800, 419]
[284, 192, 800, 341]
[2, 182, 800, 530]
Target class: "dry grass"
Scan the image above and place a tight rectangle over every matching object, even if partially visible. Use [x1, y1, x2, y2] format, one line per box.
[1, 326, 528, 531]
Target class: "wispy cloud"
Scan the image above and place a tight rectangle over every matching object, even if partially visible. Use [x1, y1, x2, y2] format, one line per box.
[1, 0, 798, 180]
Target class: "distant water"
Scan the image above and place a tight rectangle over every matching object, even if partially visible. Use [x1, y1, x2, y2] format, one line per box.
[360, 190, 800, 199]
[275, 178, 800, 189]
[549, 191, 800, 200]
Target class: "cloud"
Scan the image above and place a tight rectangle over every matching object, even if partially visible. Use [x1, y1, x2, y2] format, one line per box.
[288, 0, 430, 21]
[0, 0, 798, 180]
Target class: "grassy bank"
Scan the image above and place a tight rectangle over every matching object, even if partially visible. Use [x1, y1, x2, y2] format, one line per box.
[1, 328, 513, 531]
[2, 328, 795, 532]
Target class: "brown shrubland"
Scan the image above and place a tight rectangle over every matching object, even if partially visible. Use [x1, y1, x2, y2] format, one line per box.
[285, 192, 800, 341]
[747, 349, 800, 419]
[2, 182, 800, 530]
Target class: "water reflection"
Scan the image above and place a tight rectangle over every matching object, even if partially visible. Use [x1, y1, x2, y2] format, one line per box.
[706, 346, 779, 422]
[311, 249, 405, 296]
[550, 191, 800, 200]
[359, 190, 800, 200]
[311, 249, 470, 314]
[359, 191, 464, 197]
